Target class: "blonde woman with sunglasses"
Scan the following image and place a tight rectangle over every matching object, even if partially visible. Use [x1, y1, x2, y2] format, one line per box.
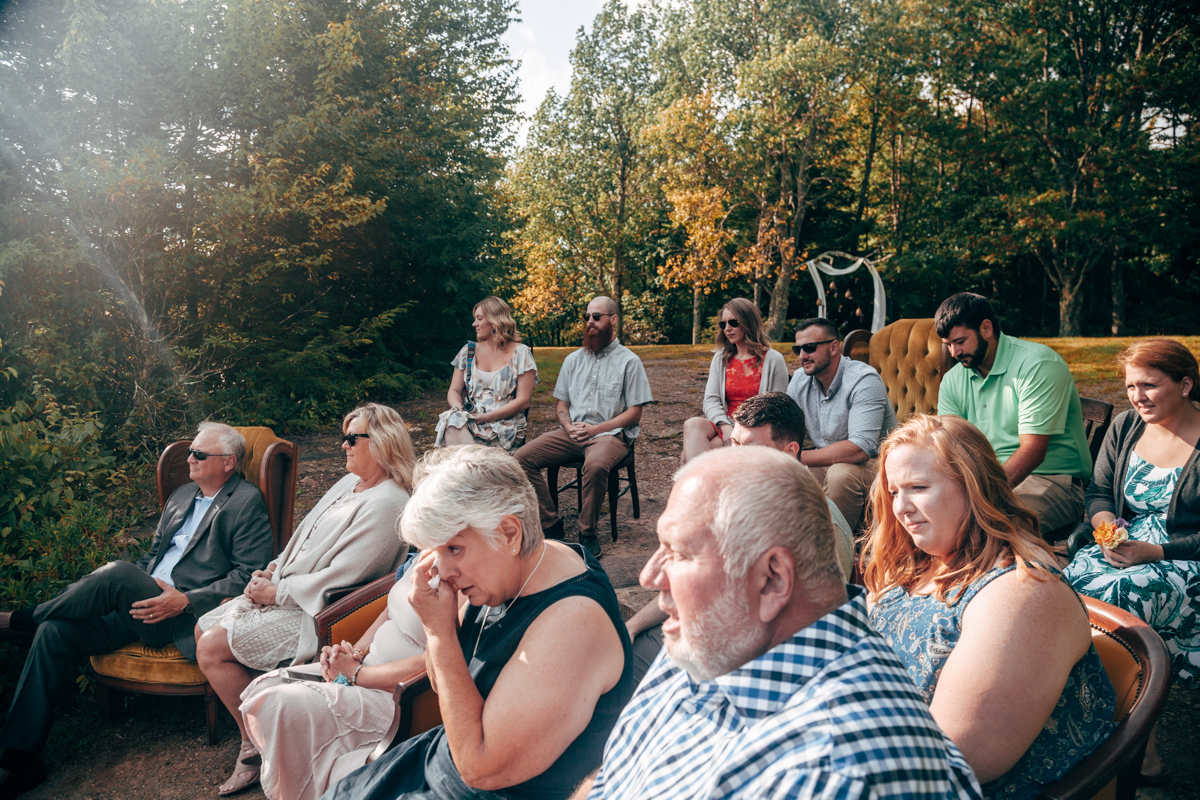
[196, 403, 415, 795]
[680, 298, 788, 464]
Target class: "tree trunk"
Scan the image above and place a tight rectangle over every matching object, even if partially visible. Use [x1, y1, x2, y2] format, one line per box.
[765, 258, 796, 340]
[1111, 247, 1125, 336]
[852, 102, 881, 252]
[1058, 280, 1085, 336]
[692, 285, 704, 345]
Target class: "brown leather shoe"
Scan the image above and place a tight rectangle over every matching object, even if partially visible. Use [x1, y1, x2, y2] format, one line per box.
[0, 612, 34, 645]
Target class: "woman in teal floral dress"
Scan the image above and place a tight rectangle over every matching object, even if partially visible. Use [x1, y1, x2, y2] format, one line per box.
[1064, 338, 1200, 781]
[435, 297, 537, 452]
[865, 415, 1115, 800]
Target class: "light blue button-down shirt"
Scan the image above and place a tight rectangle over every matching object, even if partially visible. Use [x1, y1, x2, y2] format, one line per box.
[150, 494, 215, 586]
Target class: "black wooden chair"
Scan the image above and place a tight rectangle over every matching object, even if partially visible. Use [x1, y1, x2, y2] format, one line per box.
[547, 441, 640, 542]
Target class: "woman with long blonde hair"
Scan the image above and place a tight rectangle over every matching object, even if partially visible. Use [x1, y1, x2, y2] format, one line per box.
[679, 297, 788, 464]
[864, 414, 1114, 800]
[435, 296, 538, 452]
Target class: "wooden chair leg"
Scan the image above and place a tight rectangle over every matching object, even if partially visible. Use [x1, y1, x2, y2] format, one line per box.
[204, 683, 220, 745]
[608, 468, 620, 542]
[627, 457, 640, 519]
[548, 466, 560, 512]
[95, 680, 116, 721]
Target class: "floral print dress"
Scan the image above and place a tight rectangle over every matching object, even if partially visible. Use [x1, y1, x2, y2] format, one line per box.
[1065, 451, 1200, 683]
[870, 564, 1116, 800]
[434, 343, 537, 452]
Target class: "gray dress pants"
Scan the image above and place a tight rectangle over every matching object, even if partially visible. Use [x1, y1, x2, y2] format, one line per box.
[0, 560, 194, 753]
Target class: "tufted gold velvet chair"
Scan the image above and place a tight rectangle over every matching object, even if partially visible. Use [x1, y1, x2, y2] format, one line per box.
[1036, 597, 1170, 800]
[842, 319, 952, 423]
[89, 426, 298, 744]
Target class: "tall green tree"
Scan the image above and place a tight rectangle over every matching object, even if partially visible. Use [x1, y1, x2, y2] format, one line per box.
[931, 0, 1195, 334]
[509, 0, 662, 339]
[1, 0, 518, 440]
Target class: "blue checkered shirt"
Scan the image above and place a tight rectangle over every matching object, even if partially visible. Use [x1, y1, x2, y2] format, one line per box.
[587, 588, 982, 800]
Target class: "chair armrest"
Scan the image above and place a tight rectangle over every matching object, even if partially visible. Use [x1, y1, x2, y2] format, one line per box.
[315, 574, 397, 649]
[367, 669, 435, 764]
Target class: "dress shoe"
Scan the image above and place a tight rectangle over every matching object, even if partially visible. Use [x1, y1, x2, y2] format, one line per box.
[1139, 765, 1172, 786]
[0, 756, 46, 800]
[543, 520, 565, 540]
[0, 612, 34, 645]
[580, 535, 602, 558]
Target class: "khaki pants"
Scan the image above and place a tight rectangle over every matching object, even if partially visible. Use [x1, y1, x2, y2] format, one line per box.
[1015, 474, 1084, 536]
[514, 429, 629, 538]
[807, 458, 877, 532]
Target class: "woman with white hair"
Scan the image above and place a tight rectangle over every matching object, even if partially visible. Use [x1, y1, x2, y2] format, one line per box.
[196, 403, 416, 796]
[323, 445, 633, 800]
[434, 296, 537, 452]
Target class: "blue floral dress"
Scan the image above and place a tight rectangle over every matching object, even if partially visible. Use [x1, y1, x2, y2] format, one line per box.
[1064, 452, 1200, 683]
[870, 565, 1116, 800]
[434, 343, 537, 452]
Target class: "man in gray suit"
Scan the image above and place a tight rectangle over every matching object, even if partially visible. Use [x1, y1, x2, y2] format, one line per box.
[0, 422, 273, 798]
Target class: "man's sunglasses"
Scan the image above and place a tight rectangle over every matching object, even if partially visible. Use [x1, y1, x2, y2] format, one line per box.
[583, 312, 615, 322]
[792, 339, 836, 355]
[189, 449, 231, 461]
[341, 432, 371, 447]
[718, 319, 740, 330]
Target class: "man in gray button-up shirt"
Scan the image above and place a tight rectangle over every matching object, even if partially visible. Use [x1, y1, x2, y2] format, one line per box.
[515, 296, 653, 557]
[785, 318, 897, 530]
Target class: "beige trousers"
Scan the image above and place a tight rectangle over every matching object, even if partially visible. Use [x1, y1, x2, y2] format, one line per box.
[1015, 474, 1084, 537]
[514, 428, 629, 538]
[807, 458, 878, 533]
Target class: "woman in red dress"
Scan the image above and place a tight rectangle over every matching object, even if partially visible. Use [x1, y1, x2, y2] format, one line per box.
[680, 298, 789, 464]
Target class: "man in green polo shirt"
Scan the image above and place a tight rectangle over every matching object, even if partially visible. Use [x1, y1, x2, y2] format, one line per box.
[934, 293, 1091, 536]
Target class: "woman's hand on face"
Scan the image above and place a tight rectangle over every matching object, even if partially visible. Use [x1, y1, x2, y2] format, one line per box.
[408, 549, 458, 637]
[1102, 539, 1164, 568]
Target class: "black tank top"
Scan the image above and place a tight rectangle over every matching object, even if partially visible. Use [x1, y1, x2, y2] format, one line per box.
[454, 544, 634, 800]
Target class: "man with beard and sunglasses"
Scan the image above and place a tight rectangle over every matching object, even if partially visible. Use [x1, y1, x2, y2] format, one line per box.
[934, 292, 1090, 536]
[0, 422, 272, 798]
[515, 296, 652, 558]
[572, 447, 983, 800]
[785, 318, 897, 532]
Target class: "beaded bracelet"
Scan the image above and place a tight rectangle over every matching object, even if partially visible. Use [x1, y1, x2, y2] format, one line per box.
[349, 663, 364, 687]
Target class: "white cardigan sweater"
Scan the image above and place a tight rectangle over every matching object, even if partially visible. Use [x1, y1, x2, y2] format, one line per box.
[272, 472, 409, 663]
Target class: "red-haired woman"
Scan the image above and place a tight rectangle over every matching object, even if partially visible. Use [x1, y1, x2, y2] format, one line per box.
[864, 414, 1114, 800]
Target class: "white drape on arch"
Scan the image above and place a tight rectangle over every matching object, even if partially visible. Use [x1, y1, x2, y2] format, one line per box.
[804, 251, 889, 333]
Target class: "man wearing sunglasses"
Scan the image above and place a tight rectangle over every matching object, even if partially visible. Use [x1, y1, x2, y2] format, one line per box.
[785, 318, 897, 532]
[515, 296, 653, 558]
[0, 422, 272, 796]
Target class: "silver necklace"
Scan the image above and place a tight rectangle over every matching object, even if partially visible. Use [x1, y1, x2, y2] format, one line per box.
[471, 541, 548, 661]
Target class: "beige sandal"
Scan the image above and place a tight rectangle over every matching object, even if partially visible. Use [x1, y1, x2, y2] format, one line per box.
[218, 740, 261, 796]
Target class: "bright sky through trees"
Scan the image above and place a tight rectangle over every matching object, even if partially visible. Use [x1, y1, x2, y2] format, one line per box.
[504, 0, 602, 136]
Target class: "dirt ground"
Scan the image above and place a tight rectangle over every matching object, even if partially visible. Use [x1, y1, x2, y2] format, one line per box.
[11, 346, 1198, 799]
